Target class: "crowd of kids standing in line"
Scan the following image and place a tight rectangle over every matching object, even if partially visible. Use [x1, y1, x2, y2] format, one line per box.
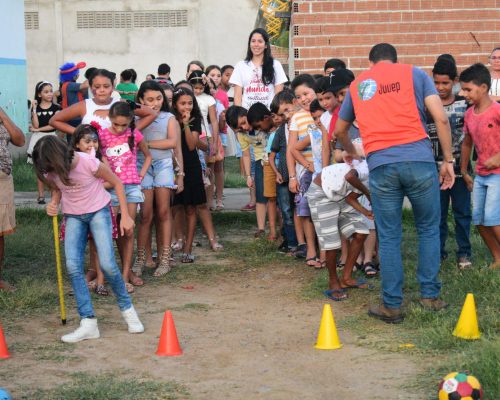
[0, 28, 498, 341]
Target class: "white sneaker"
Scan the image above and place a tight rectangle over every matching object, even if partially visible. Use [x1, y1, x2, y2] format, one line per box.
[61, 318, 100, 343]
[121, 306, 144, 333]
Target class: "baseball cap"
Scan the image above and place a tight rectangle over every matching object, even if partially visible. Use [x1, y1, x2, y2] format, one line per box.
[329, 68, 355, 93]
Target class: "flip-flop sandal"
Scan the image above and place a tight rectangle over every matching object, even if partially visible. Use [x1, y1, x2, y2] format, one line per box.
[323, 289, 348, 301]
[336, 261, 345, 270]
[306, 257, 321, 268]
[362, 262, 378, 277]
[341, 279, 375, 290]
[316, 260, 327, 270]
[181, 253, 195, 263]
[129, 275, 144, 287]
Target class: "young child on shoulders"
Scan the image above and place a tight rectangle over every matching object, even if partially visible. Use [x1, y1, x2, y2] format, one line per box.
[269, 90, 301, 253]
[33, 135, 144, 343]
[459, 63, 500, 270]
[426, 58, 472, 269]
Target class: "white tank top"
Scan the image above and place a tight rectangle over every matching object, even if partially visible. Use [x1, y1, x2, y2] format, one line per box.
[81, 98, 119, 129]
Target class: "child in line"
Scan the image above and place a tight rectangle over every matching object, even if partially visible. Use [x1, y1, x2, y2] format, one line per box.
[313, 76, 338, 166]
[426, 58, 472, 269]
[288, 74, 323, 267]
[247, 102, 278, 240]
[98, 102, 153, 293]
[306, 149, 372, 301]
[269, 90, 301, 253]
[116, 69, 138, 102]
[28, 81, 61, 203]
[459, 63, 500, 270]
[172, 87, 223, 263]
[226, 105, 269, 237]
[133, 81, 182, 277]
[33, 135, 144, 343]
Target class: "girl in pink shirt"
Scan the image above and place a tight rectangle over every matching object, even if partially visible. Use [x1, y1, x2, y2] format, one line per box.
[98, 102, 152, 293]
[32, 135, 144, 343]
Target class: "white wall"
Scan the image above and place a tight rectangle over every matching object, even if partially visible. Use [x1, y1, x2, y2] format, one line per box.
[25, 0, 259, 94]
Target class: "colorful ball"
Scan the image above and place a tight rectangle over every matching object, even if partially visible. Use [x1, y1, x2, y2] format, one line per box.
[438, 371, 483, 400]
[0, 388, 12, 400]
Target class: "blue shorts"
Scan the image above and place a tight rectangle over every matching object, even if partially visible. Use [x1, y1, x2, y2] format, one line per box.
[138, 157, 176, 190]
[472, 174, 500, 226]
[295, 170, 312, 217]
[109, 184, 144, 206]
[254, 160, 267, 204]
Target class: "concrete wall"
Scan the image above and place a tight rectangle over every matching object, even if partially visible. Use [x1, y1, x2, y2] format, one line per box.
[25, 0, 259, 94]
[1, 0, 28, 132]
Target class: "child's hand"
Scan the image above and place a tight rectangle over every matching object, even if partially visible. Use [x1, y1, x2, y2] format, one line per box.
[289, 178, 299, 193]
[463, 173, 474, 192]
[276, 172, 283, 184]
[119, 213, 135, 236]
[246, 175, 254, 188]
[305, 162, 314, 173]
[180, 110, 191, 125]
[364, 210, 374, 220]
[46, 201, 59, 216]
[31, 99, 38, 110]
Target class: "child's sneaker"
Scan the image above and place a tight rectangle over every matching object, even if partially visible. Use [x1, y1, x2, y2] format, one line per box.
[61, 318, 100, 343]
[121, 305, 144, 333]
[457, 256, 472, 270]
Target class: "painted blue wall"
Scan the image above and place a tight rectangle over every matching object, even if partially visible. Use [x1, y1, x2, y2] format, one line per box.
[0, 1, 28, 132]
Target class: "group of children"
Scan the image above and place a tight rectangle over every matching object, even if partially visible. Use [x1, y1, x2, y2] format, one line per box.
[20, 45, 499, 342]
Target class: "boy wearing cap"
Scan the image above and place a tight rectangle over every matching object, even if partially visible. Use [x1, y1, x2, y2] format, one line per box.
[58, 61, 89, 130]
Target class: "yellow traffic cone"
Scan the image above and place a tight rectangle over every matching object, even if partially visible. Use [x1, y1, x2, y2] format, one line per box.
[315, 304, 342, 350]
[453, 293, 480, 340]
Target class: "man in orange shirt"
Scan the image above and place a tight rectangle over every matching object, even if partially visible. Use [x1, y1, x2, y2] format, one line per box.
[335, 43, 455, 323]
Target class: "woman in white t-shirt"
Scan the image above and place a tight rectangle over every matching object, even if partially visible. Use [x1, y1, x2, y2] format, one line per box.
[488, 47, 500, 102]
[230, 28, 288, 109]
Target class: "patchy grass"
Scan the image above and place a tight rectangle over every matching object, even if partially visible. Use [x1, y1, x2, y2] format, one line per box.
[223, 156, 246, 188]
[303, 209, 500, 397]
[12, 155, 38, 192]
[21, 372, 189, 400]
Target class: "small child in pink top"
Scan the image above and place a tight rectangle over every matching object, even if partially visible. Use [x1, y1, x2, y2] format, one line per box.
[32, 135, 144, 343]
[459, 63, 500, 270]
[98, 102, 152, 292]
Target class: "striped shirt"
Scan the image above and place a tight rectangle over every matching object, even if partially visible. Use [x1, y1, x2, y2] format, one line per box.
[289, 109, 314, 164]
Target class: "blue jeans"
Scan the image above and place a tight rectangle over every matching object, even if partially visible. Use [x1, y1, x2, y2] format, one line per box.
[369, 162, 442, 309]
[277, 182, 298, 248]
[440, 176, 472, 259]
[64, 206, 132, 318]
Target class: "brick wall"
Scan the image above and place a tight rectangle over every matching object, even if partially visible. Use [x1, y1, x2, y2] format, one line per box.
[291, 0, 500, 76]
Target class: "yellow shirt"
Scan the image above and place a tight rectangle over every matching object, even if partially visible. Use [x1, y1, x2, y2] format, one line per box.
[237, 130, 268, 162]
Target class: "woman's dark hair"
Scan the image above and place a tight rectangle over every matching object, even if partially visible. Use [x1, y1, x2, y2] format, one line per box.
[32, 135, 74, 187]
[245, 28, 275, 86]
[172, 87, 202, 125]
[34, 81, 53, 103]
[137, 80, 170, 112]
[188, 70, 211, 95]
[120, 69, 133, 81]
[109, 102, 137, 151]
[89, 69, 116, 87]
[71, 124, 103, 160]
[186, 60, 205, 73]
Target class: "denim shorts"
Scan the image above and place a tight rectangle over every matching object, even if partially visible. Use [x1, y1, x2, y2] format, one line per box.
[109, 184, 144, 206]
[472, 173, 500, 226]
[137, 157, 176, 190]
[254, 160, 267, 204]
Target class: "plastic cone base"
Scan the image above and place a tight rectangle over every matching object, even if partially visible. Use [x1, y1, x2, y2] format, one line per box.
[315, 304, 342, 350]
[453, 293, 480, 340]
[156, 311, 182, 356]
[0, 324, 10, 359]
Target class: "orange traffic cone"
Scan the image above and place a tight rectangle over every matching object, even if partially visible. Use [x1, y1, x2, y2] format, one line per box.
[156, 311, 182, 356]
[0, 323, 10, 359]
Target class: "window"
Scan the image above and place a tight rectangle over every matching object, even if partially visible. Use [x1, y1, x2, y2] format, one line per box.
[25, 12, 39, 30]
[76, 10, 188, 29]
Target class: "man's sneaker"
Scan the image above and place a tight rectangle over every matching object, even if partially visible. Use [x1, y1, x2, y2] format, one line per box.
[61, 318, 100, 343]
[121, 306, 145, 333]
[419, 298, 449, 311]
[457, 256, 472, 270]
[368, 304, 404, 324]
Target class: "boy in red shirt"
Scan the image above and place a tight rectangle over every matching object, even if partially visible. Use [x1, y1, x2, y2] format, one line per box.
[459, 63, 500, 270]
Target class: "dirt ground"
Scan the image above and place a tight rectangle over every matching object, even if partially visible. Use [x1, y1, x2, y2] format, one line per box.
[3, 249, 426, 399]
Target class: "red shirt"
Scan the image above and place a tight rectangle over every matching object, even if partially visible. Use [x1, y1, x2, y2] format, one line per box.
[464, 101, 500, 176]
